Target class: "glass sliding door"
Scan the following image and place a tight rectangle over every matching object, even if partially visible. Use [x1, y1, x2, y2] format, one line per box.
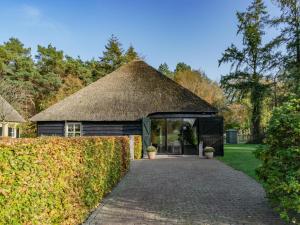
[150, 117, 199, 155]
[167, 119, 183, 154]
[181, 118, 198, 155]
[151, 119, 166, 154]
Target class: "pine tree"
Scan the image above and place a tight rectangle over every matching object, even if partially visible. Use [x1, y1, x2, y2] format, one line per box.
[64, 56, 93, 84]
[272, 0, 300, 96]
[100, 35, 124, 74]
[174, 62, 192, 73]
[36, 44, 64, 75]
[35, 44, 65, 110]
[124, 45, 138, 63]
[158, 63, 173, 78]
[1, 38, 36, 81]
[0, 38, 37, 116]
[219, 0, 280, 143]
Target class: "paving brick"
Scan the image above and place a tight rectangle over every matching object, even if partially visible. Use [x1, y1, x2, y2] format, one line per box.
[84, 157, 285, 225]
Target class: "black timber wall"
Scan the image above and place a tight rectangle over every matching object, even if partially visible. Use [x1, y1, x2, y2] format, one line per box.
[36, 117, 223, 156]
[198, 116, 224, 156]
[37, 121, 65, 136]
[82, 121, 142, 136]
[37, 121, 142, 137]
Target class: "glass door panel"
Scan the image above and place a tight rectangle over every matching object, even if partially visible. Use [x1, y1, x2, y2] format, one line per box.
[151, 117, 199, 155]
[167, 119, 183, 154]
[151, 119, 166, 154]
[182, 118, 198, 155]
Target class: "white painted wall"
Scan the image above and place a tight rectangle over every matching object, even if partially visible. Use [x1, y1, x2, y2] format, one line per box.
[0, 122, 18, 138]
[129, 135, 134, 160]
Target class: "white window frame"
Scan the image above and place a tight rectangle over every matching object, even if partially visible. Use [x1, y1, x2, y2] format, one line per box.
[8, 127, 16, 138]
[65, 122, 82, 137]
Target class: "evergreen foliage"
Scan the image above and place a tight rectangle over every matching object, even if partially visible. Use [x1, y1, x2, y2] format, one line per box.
[124, 45, 139, 63]
[158, 62, 173, 78]
[175, 62, 192, 73]
[0, 35, 140, 133]
[219, 0, 280, 142]
[99, 35, 125, 75]
[271, 0, 300, 97]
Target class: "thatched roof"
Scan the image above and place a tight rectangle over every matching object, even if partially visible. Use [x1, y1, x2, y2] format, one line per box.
[0, 95, 25, 123]
[31, 60, 217, 122]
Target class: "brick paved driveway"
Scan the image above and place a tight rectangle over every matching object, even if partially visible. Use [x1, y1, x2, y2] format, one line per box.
[84, 157, 285, 225]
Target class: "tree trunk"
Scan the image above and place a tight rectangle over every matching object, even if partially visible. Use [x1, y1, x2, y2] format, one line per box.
[296, 18, 300, 63]
[296, 18, 300, 95]
[297, 36, 300, 63]
[250, 85, 263, 143]
[273, 76, 278, 108]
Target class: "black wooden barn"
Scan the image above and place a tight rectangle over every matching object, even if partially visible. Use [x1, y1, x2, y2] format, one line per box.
[31, 60, 223, 157]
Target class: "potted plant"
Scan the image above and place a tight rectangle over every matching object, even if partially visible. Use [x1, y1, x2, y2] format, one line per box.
[147, 146, 157, 159]
[204, 146, 215, 159]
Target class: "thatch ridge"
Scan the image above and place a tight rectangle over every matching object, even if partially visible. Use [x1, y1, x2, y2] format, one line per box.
[31, 60, 217, 122]
[0, 95, 25, 123]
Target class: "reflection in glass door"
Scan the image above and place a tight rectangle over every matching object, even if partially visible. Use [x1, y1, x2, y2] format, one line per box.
[181, 119, 198, 155]
[167, 119, 182, 154]
[151, 119, 166, 154]
[151, 118, 198, 155]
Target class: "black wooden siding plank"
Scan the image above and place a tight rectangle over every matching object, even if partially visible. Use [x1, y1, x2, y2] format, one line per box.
[82, 122, 142, 136]
[37, 121, 142, 137]
[37, 122, 65, 136]
[198, 116, 224, 156]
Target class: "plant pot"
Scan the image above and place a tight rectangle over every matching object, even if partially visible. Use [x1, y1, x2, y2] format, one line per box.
[205, 152, 214, 159]
[147, 151, 156, 159]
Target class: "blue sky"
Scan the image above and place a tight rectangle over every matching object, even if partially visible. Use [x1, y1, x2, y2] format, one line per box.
[0, 0, 280, 81]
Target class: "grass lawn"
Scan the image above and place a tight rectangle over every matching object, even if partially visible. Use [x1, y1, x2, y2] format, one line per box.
[218, 144, 261, 181]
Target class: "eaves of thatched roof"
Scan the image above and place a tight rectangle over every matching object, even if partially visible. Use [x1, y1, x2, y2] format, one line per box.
[31, 60, 217, 122]
[0, 95, 25, 123]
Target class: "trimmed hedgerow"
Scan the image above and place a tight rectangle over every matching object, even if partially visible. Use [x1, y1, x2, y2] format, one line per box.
[255, 98, 300, 223]
[134, 135, 142, 159]
[0, 137, 130, 225]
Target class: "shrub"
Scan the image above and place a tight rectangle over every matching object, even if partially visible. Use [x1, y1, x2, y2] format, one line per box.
[134, 135, 142, 159]
[254, 98, 300, 223]
[204, 146, 215, 153]
[0, 137, 130, 225]
[147, 146, 157, 152]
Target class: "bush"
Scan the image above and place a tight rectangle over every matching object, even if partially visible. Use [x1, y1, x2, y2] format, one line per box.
[204, 146, 215, 153]
[134, 135, 142, 159]
[0, 137, 130, 224]
[254, 98, 300, 223]
[147, 146, 157, 152]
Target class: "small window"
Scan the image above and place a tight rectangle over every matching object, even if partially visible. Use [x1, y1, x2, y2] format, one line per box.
[66, 123, 82, 137]
[8, 127, 16, 138]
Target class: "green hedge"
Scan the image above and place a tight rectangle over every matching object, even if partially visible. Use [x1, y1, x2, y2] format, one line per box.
[0, 137, 130, 224]
[255, 98, 300, 223]
[134, 135, 142, 159]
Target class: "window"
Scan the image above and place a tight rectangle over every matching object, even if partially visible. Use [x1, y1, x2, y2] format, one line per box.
[66, 123, 82, 137]
[8, 127, 16, 138]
